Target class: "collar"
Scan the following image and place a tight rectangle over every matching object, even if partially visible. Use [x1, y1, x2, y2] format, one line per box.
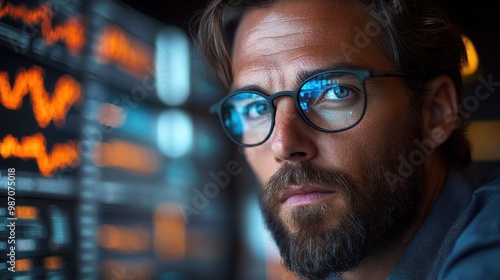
[386, 168, 473, 279]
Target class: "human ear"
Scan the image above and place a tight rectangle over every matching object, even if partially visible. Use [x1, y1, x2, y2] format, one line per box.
[420, 75, 459, 146]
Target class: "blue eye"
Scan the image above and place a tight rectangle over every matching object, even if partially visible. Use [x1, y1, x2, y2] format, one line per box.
[243, 100, 271, 119]
[323, 85, 351, 99]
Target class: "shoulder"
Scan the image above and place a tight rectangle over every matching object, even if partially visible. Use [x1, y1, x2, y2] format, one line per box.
[438, 170, 500, 279]
[467, 170, 500, 216]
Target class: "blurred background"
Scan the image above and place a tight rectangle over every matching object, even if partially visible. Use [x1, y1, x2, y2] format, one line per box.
[0, 0, 498, 279]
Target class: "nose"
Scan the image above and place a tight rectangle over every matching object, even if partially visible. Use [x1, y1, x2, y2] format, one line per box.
[270, 97, 317, 163]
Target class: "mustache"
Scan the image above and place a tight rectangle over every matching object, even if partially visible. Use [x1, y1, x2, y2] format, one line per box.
[263, 162, 353, 202]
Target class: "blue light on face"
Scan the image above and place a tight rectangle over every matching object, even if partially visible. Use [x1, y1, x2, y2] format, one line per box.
[299, 78, 326, 112]
[299, 74, 341, 112]
[224, 93, 266, 138]
[299, 99, 310, 112]
[224, 107, 243, 137]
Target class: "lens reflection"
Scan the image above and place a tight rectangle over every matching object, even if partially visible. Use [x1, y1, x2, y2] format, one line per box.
[223, 93, 273, 145]
[219, 71, 365, 146]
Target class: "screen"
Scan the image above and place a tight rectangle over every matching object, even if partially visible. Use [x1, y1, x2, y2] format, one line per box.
[0, 0, 239, 279]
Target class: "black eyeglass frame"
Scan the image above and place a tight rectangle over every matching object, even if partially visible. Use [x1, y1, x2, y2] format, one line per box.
[210, 69, 423, 147]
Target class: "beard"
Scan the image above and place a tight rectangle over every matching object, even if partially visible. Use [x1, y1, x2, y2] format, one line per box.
[258, 125, 423, 279]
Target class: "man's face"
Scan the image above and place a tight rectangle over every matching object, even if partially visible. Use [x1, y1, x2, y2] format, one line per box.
[231, 0, 423, 279]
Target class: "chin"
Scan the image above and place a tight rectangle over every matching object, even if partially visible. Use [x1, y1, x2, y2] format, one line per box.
[280, 201, 344, 234]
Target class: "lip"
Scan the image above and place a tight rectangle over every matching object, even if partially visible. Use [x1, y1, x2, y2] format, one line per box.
[280, 186, 335, 206]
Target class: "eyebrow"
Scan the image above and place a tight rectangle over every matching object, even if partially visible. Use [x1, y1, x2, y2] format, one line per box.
[295, 62, 376, 83]
[230, 61, 376, 94]
[230, 84, 269, 94]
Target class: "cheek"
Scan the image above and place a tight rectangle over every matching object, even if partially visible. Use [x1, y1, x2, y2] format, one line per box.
[314, 131, 374, 182]
[332, 96, 412, 178]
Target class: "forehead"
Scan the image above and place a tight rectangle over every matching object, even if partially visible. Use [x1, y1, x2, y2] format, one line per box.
[231, 0, 394, 91]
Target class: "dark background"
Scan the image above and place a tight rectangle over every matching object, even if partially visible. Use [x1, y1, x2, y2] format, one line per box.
[0, 1, 498, 279]
[120, 0, 500, 124]
[119, 0, 500, 33]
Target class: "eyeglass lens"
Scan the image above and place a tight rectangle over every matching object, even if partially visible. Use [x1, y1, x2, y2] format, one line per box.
[221, 71, 365, 146]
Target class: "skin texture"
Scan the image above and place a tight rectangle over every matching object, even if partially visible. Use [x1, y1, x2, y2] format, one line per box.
[230, 0, 458, 279]
[232, 1, 406, 181]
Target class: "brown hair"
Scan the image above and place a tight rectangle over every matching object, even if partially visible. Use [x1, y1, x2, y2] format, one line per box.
[191, 0, 471, 168]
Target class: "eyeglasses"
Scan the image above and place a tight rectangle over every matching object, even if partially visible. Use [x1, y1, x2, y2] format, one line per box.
[210, 69, 422, 147]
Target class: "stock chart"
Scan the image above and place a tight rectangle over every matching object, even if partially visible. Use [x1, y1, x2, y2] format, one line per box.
[0, 0, 240, 279]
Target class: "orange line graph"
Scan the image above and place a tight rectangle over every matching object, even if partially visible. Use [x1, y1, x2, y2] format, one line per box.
[0, 66, 83, 128]
[0, 1, 86, 54]
[0, 133, 80, 177]
[95, 24, 153, 78]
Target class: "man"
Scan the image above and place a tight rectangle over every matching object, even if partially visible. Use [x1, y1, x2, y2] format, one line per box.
[193, 0, 500, 279]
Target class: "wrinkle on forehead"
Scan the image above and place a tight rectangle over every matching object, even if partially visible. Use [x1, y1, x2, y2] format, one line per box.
[230, 0, 388, 92]
[238, 14, 341, 57]
[232, 0, 367, 64]
[237, 1, 365, 41]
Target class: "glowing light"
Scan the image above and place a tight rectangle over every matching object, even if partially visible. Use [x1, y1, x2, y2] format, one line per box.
[16, 206, 39, 219]
[0, 133, 80, 177]
[469, 121, 500, 162]
[0, 66, 83, 128]
[16, 259, 33, 271]
[17, 239, 37, 252]
[92, 140, 159, 174]
[98, 224, 121, 249]
[157, 109, 193, 158]
[48, 205, 70, 248]
[95, 24, 153, 78]
[98, 224, 151, 253]
[0, 1, 86, 54]
[156, 26, 190, 106]
[461, 35, 480, 77]
[44, 256, 63, 271]
[98, 103, 126, 128]
[154, 203, 186, 260]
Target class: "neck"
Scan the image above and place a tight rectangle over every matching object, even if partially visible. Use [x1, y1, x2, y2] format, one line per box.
[340, 153, 448, 280]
